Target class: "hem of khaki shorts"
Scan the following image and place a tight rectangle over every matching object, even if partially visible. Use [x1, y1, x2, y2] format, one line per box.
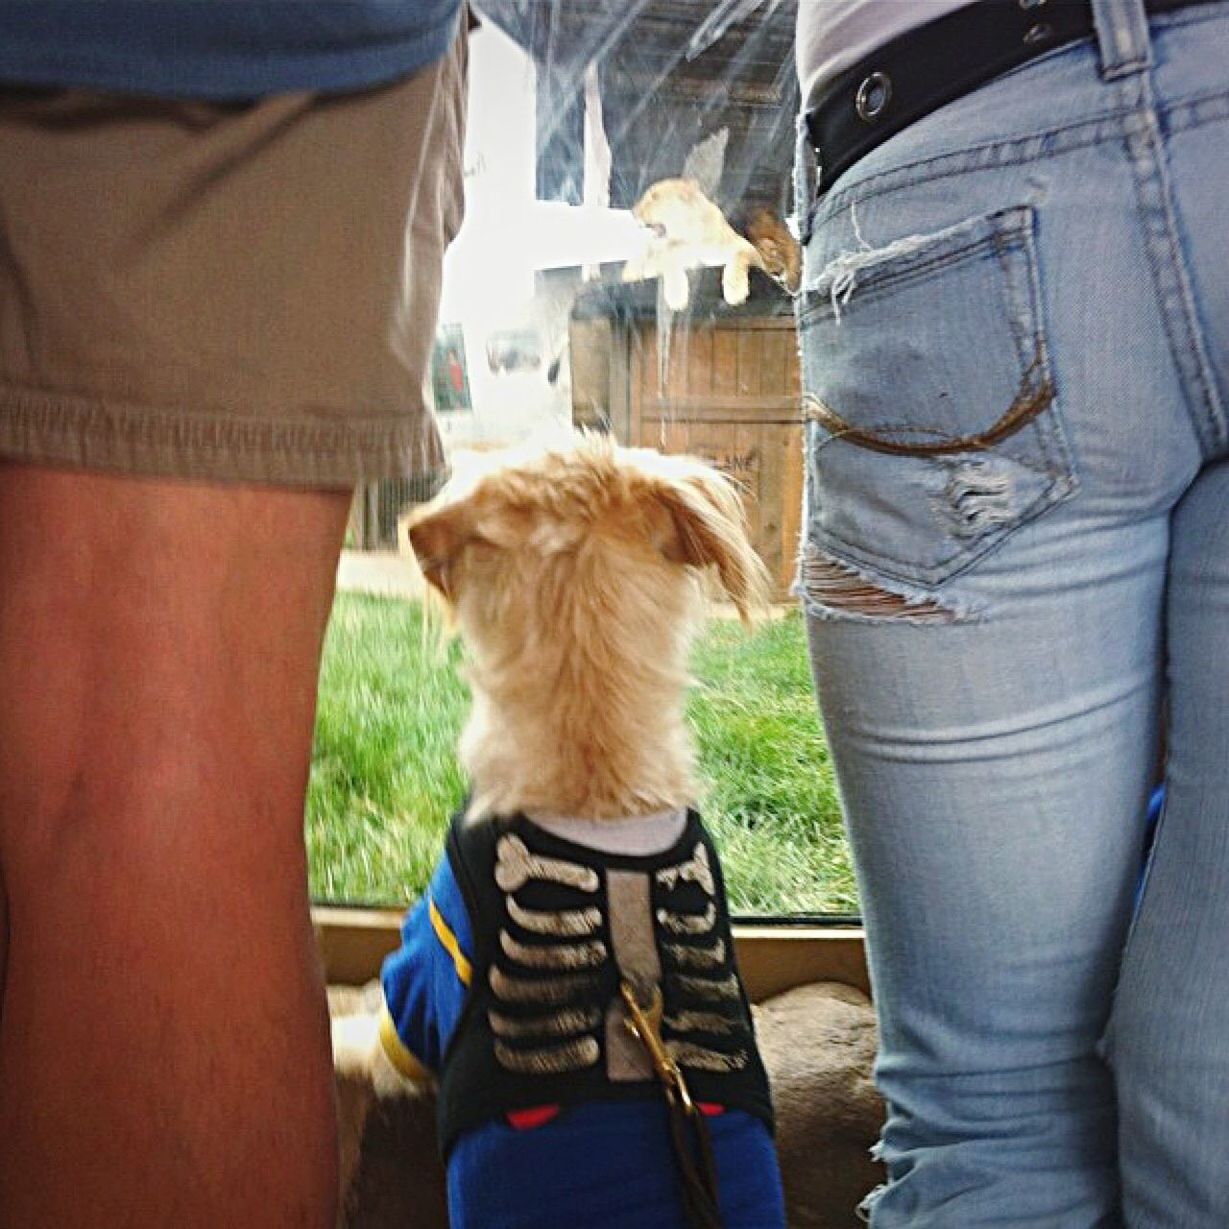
[0, 379, 445, 487]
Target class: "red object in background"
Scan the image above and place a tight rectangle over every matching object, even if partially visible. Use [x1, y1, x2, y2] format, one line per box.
[506, 1105, 562, 1130]
[431, 324, 472, 412]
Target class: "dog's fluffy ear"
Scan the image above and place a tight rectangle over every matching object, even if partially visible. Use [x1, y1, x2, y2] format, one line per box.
[406, 501, 474, 603]
[648, 468, 772, 625]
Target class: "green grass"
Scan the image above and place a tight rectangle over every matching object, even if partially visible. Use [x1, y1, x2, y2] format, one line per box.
[307, 593, 857, 915]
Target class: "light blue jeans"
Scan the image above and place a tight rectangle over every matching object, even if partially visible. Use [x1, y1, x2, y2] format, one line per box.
[795, 1, 1229, 1224]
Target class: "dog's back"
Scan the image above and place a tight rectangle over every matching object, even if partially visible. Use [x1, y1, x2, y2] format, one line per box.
[375, 437, 787, 1228]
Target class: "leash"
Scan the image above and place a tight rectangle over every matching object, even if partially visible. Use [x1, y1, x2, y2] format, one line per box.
[620, 981, 726, 1229]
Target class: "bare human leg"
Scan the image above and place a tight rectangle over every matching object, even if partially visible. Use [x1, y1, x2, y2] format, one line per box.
[0, 463, 350, 1229]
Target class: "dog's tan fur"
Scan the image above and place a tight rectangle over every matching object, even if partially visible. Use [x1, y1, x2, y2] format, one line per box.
[410, 434, 771, 820]
[332, 434, 771, 1207]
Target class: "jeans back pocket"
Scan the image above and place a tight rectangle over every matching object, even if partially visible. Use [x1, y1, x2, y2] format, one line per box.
[798, 205, 1076, 589]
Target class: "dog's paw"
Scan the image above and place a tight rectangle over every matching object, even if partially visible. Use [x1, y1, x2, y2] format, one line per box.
[333, 1009, 435, 1099]
[371, 1040, 434, 1101]
[331, 1012, 381, 1082]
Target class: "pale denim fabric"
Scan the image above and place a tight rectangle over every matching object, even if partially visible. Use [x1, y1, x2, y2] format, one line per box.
[795, 0, 1229, 1224]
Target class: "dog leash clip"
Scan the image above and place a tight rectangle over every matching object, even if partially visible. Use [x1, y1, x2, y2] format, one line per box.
[619, 980, 695, 1114]
[620, 979, 724, 1229]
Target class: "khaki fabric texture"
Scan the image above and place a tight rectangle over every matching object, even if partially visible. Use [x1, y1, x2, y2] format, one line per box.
[0, 28, 466, 488]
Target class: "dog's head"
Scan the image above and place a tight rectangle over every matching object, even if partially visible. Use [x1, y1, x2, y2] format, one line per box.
[405, 434, 771, 818]
[405, 433, 770, 639]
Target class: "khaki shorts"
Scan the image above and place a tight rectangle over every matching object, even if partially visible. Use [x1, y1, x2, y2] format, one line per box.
[0, 30, 466, 488]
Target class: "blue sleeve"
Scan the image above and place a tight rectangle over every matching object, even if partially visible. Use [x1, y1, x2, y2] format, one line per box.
[380, 852, 474, 1077]
[0, 2, 462, 100]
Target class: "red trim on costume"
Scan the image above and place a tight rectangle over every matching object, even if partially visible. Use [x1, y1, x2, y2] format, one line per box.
[506, 1105, 562, 1130]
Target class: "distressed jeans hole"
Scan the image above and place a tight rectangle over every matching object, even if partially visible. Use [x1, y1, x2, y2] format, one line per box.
[800, 550, 955, 622]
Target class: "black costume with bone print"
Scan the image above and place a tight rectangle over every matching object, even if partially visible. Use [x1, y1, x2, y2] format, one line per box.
[436, 807, 774, 1155]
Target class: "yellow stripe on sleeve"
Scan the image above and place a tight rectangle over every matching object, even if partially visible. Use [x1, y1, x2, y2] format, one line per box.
[378, 1004, 431, 1084]
[429, 893, 473, 986]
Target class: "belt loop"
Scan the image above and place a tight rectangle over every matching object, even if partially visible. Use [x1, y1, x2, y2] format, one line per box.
[792, 111, 819, 248]
[1090, 0, 1153, 79]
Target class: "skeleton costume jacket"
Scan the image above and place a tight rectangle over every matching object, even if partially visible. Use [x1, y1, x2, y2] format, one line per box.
[380, 808, 786, 1229]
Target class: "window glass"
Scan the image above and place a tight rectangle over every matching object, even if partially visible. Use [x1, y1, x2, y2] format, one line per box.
[309, 1, 857, 918]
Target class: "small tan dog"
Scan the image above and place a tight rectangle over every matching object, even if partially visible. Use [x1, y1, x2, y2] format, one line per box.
[334, 433, 786, 1229]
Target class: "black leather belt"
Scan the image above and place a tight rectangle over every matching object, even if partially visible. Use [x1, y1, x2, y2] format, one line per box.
[805, 0, 1207, 195]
